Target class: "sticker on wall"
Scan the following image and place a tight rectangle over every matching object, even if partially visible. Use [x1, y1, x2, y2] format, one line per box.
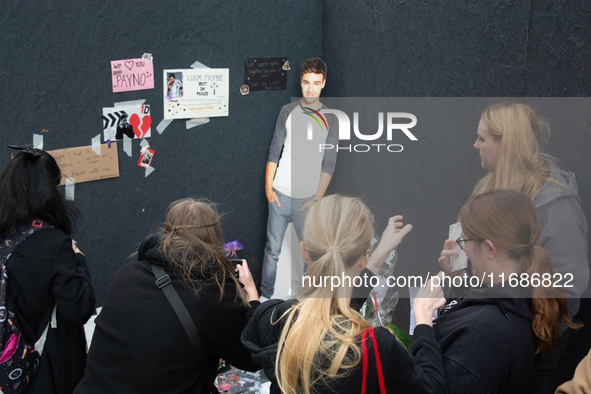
[137, 146, 154, 168]
[163, 69, 229, 119]
[244, 58, 287, 91]
[111, 57, 154, 93]
[102, 104, 151, 141]
[282, 60, 291, 70]
[240, 85, 250, 95]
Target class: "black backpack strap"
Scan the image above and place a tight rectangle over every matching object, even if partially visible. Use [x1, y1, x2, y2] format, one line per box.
[1, 219, 54, 263]
[149, 262, 209, 376]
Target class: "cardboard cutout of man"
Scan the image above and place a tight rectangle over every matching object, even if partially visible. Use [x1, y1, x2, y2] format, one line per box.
[260, 58, 338, 299]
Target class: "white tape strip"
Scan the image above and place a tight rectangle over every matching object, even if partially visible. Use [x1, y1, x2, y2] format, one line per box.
[139, 139, 149, 149]
[190, 60, 210, 69]
[156, 119, 173, 134]
[186, 118, 210, 129]
[123, 134, 132, 157]
[145, 166, 155, 177]
[65, 178, 75, 201]
[114, 99, 146, 107]
[91, 134, 101, 156]
[33, 134, 43, 150]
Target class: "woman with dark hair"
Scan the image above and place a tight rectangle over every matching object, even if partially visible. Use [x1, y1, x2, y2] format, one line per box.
[74, 198, 260, 394]
[433, 190, 580, 393]
[0, 146, 95, 393]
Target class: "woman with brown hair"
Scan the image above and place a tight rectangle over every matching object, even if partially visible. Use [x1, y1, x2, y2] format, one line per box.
[74, 198, 260, 394]
[242, 194, 448, 394]
[434, 190, 580, 393]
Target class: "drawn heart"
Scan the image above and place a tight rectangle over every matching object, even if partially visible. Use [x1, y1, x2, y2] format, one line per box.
[124, 60, 134, 70]
[129, 114, 152, 139]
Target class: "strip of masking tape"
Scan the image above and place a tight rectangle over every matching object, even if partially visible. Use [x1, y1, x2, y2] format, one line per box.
[186, 118, 210, 129]
[91, 134, 101, 156]
[114, 99, 146, 107]
[123, 134, 132, 157]
[190, 60, 210, 69]
[65, 178, 75, 201]
[145, 166, 155, 177]
[33, 134, 43, 150]
[140, 139, 149, 149]
[156, 119, 173, 134]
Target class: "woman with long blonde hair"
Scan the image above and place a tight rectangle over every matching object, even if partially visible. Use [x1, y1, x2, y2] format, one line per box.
[75, 198, 260, 394]
[471, 103, 588, 307]
[242, 194, 447, 394]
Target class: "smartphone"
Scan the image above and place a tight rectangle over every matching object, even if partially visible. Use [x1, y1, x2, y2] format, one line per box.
[229, 259, 243, 279]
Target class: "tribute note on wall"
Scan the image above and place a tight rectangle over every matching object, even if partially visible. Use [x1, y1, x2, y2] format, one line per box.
[111, 57, 154, 93]
[163, 68, 229, 119]
[244, 58, 288, 91]
[48, 143, 119, 185]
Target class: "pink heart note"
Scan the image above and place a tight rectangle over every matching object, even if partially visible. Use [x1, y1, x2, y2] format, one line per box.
[124, 60, 134, 70]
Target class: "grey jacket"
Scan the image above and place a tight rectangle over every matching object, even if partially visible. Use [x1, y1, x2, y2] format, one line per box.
[533, 169, 589, 315]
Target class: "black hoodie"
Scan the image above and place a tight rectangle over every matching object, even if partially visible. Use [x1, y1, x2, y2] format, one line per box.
[242, 298, 447, 394]
[433, 284, 539, 393]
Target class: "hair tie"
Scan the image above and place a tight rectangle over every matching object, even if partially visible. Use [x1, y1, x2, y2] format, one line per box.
[326, 246, 340, 254]
[165, 221, 218, 232]
[528, 241, 536, 249]
[8, 144, 40, 157]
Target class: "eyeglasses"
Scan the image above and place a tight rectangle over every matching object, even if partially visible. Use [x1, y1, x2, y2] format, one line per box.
[456, 237, 479, 251]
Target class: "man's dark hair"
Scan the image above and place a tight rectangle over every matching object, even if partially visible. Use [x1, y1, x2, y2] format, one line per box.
[0, 149, 80, 237]
[300, 58, 327, 80]
[169, 73, 175, 79]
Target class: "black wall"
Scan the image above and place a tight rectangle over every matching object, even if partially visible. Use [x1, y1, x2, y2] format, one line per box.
[0, 0, 322, 301]
[1, 1, 590, 391]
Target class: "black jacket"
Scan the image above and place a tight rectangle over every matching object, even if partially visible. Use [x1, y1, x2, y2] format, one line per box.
[6, 227, 96, 394]
[242, 299, 447, 394]
[74, 234, 260, 394]
[433, 285, 539, 393]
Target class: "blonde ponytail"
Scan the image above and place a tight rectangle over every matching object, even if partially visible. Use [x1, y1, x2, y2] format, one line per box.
[275, 195, 374, 394]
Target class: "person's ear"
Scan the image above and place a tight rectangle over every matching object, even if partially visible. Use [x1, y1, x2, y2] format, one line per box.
[299, 241, 309, 266]
[321, 78, 326, 89]
[358, 249, 370, 271]
[484, 239, 498, 259]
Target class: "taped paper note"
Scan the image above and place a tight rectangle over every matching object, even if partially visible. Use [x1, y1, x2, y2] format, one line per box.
[65, 178, 75, 201]
[114, 99, 146, 107]
[186, 118, 210, 129]
[33, 134, 43, 150]
[156, 119, 173, 134]
[91, 134, 101, 156]
[48, 143, 119, 185]
[111, 58, 154, 93]
[123, 134, 132, 157]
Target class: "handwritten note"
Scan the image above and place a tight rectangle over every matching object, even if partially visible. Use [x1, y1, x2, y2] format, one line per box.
[48, 143, 119, 185]
[244, 58, 287, 91]
[111, 58, 154, 93]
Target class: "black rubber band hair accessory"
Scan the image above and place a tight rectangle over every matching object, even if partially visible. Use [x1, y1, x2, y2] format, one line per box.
[8, 144, 40, 157]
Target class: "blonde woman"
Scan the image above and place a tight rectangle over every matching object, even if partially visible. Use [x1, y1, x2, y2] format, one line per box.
[75, 198, 259, 394]
[471, 103, 588, 309]
[242, 195, 447, 394]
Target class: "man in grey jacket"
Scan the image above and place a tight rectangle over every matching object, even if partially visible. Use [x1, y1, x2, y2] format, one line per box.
[260, 58, 338, 300]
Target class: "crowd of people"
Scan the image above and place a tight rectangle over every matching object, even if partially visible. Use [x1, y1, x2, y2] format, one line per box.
[0, 83, 588, 393]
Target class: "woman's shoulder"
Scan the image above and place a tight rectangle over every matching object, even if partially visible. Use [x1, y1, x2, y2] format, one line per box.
[14, 227, 71, 258]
